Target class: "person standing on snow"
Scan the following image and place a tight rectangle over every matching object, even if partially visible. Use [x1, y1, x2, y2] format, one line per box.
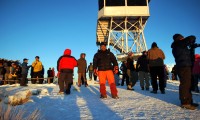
[57, 49, 77, 95]
[136, 51, 150, 91]
[147, 42, 165, 94]
[171, 34, 198, 110]
[93, 42, 119, 99]
[77, 53, 88, 87]
[87, 62, 94, 80]
[32, 56, 43, 84]
[21, 58, 31, 86]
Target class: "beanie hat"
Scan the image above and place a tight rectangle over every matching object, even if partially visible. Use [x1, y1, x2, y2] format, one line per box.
[151, 42, 158, 48]
[100, 42, 107, 46]
[173, 34, 183, 41]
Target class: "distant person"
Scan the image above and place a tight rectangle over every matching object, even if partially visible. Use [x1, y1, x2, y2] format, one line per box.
[171, 65, 178, 80]
[136, 51, 150, 90]
[147, 42, 165, 94]
[0, 62, 5, 85]
[32, 56, 43, 84]
[57, 49, 77, 95]
[21, 58, 31, 86]
[77, 53, 88, 87]
[47, 67, 53, 83]
[93, 42, 119, 99]
[87, 62, 94, 80]
[3, 62, 12, 84]
[192, 54, 200, 93]
[120, 61, 129, 86]
[163, 64, 169, 88]
[126, 52, 138, 90]
[171, 33, 198, 110]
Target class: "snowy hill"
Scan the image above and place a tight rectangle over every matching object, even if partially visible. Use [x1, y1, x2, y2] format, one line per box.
[0, 80, 200, 120]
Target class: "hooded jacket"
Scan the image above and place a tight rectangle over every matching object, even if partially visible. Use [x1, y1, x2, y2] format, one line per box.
[77, 53, 87, 73]
[171, 36, 195, 67]
[93, 49, 118, 71]
[57, 49, 77, 72]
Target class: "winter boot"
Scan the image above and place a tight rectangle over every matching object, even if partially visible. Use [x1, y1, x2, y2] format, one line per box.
[100, 94, 107, 99]
[112, 94, 119, 99]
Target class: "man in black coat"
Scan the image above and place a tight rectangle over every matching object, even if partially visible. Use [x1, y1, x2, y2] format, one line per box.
[171, 33, 198, 110]
[93, 42, 119, 99]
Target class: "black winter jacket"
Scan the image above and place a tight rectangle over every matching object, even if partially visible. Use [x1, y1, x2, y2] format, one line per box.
[171, 36, 196, 67]
[136, 55, 149, 72]
[93, 49, 118, 71]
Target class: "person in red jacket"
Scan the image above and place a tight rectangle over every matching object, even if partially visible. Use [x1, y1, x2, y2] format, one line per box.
[57, 49, 77, 95]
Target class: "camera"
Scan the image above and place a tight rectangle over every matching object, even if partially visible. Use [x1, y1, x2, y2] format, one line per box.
[189, 43, 200, 49]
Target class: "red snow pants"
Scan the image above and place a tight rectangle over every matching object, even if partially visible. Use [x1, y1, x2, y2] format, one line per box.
[98, 70, 118, 96]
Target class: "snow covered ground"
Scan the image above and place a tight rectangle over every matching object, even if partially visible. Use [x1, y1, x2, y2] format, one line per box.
[0, 80, 200, 120]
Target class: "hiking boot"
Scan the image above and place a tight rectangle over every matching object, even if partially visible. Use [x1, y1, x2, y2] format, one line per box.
[127, 85, 134, 90]
[100, 94, 107, 99]
[141, 87, 144, 90]
[112, 95, 119, 99]
[161, 90, 165, 94]
[65, 90, 71, 95]
[191, 103, 199, 107]
[181, 104, 197, 110]
[150, 91, 157, 94]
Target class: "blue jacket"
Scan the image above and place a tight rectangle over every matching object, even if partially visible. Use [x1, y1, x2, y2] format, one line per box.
[171, 36, 196, 67]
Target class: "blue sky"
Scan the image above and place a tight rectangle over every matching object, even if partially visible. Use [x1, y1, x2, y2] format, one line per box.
[0, 0, 200, 77]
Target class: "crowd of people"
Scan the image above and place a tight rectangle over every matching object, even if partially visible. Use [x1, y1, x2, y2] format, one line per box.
[0, 34, 199, 110]
[0, 56, 55, 86]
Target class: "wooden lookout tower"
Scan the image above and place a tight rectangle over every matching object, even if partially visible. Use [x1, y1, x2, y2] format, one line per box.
[96, 0, 150, 60]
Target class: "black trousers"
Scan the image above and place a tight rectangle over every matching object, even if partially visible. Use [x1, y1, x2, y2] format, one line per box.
[121, 73, 129, 86]
[21, 74, 28, 86]
[58, 72, 73, 93]
[32, 71, 42, 84]
[149, 66, 165, 91]
[177, 67, 193, 105]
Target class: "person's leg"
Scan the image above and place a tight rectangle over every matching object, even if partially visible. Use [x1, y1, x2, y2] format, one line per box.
[78, 73, 82, 86]
[32, 72, 37, 84]
[98, 71, 107, 97]
[58, 72, 65, 93]
[121, 73, 125, 86]
[139, 71, 144, 89]
[144, 72, 150, 90]
[38, 71, 43, 84]
[65, 72, 73, 94]
[20, 74, 27, 86]
[150, 67, 158, 92]
[125, 73, 129, 86]
[177, 67, 192, 105]
[107, 70, 118, 97]
[157, 66, 165, 92]
[131, 71, 138, 87]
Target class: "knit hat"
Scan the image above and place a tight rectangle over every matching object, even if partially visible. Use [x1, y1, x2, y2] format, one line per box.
[173, 34, 183, 41]
[151, 42, 158, 48]
[100, 42, 107, 46]
[23, 58, 28, 61]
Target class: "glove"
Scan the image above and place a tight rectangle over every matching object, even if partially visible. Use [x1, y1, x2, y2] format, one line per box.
[114, 66, 119, 74]
[94, 69, 98, 76]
